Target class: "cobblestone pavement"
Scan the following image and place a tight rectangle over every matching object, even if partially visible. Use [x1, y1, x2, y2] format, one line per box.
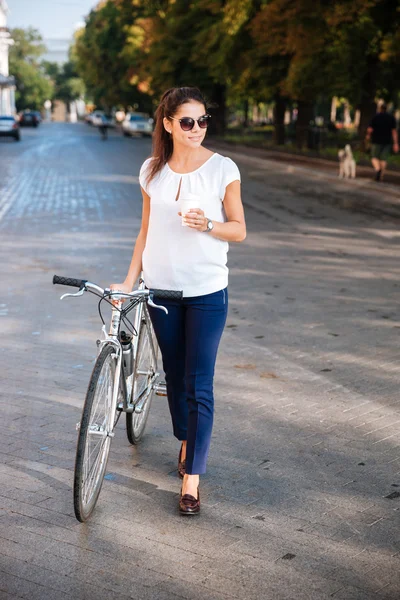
[1, 123, 400, 600]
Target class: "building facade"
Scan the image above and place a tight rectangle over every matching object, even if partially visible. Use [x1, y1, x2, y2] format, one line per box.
[42, 38, 70, 65]
[0, 0, 16, 115]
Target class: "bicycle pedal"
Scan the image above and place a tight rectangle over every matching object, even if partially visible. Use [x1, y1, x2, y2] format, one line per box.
[154, 381, 167, 397]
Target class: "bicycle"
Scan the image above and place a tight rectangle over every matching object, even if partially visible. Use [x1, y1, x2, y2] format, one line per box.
[53, 274, 182, 522]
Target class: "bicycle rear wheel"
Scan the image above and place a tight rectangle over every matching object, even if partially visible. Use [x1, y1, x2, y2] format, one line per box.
[74, 343, 119, 522]
[126, 315, 158, 444]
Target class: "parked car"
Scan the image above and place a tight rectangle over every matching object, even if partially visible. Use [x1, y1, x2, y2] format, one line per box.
[85, 111, 101, 126]
[19, 110, 40, 127]
[122, 113, 153, 137]
[90, 111, 105, 127]
[87, 110, 115, 128]
[0, 116, 20, 141]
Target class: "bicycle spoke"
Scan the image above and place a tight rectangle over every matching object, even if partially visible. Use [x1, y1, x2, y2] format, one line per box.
[83, 437, 108, 503]
[126, 317, 158, 444]
[133, 326, 154, 401]
[75, 344, 119, 520]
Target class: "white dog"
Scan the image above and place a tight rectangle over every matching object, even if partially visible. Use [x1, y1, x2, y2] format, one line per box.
[338, 144, 356, 178]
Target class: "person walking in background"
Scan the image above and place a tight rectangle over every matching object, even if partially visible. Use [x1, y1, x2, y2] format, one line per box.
[98, 113, 109, 140]
[110, 87, 246, 515]
[366, 103, 398, 181]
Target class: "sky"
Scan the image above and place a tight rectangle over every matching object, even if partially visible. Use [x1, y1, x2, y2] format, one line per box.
[7, 0, 98, 40]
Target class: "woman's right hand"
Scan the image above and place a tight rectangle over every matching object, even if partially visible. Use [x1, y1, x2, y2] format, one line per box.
[109, 281, 132, 305]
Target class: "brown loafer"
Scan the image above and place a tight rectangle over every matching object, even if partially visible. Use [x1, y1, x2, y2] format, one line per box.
[178, 443, 186, 479]
[179, 487, 200, 515]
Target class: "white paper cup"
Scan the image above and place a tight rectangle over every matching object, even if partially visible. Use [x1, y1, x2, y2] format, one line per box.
[180, 193, 201, 226]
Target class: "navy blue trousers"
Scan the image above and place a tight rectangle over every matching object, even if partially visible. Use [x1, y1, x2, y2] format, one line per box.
[148, 287, 228, 474]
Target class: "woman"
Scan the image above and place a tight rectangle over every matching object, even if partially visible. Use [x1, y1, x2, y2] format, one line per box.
[111, 87, 246, 515]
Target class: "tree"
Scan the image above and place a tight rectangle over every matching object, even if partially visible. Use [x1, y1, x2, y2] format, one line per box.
[71, 0, 400, 146]
[43, 60, 85, 106]
[72, 1, 152, 111]
[250, 0, 400, 147]
[140, 0, 228, 132]
[249, 1, 334, 148]
[326, 0, 400, 142]
[9, 27, 46, 62]
[9, 28, 53, 111]
[192, 0, 263, 133]
[73, 0, 246, 132]
[247, 6, 291, 144]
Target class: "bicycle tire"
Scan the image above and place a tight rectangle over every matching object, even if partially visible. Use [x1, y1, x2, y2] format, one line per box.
[126, 316, 157, 444]
[74, 343, 119, 522]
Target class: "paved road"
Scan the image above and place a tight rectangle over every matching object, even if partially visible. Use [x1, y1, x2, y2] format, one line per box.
[1, 123, 400, 600]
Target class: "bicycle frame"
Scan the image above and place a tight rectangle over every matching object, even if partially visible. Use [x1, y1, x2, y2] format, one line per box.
[56, 275, 168, 425]
[96, 279, 159, 417]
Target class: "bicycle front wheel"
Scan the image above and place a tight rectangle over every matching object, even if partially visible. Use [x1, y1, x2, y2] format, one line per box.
[74, 343, 119, 522]
[126, 316, 158, 444]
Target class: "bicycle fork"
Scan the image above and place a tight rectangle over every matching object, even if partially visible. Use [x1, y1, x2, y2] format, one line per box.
[76, 304, 123, 438]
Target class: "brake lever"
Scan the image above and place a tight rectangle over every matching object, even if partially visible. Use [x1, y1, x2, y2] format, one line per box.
[60, 288, 85, 300]
[148, 296, 168, 314]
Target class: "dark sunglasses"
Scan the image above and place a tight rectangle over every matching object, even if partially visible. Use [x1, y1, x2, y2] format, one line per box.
[169, 114, 211, 131]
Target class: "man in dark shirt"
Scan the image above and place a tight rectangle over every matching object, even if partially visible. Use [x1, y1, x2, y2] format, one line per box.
[366, 104, 398, 181]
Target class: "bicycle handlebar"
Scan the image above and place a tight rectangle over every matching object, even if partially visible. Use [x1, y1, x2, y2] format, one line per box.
[52, 275, 183, 301]
[53, 275, 87, 288]
[150, 289, 184, 300]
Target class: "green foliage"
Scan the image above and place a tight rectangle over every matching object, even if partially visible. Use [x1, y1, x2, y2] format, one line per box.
[327, 0, 400, 105]
[42, 60, 85, 104]
[71, 0, 400, 140]
[246, 0, 400, 144]
[9, 27, 46, 63]
[72, 1, 152, 110]
[142, 0, 222, 97]
[9, 28, 54, 111]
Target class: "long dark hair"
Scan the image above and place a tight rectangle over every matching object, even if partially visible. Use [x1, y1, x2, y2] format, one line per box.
[146, 87, 208, 185]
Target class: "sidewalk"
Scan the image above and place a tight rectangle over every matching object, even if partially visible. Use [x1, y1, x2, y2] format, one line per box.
[209, 140, 400, 219]
[210, 138, 400, 183]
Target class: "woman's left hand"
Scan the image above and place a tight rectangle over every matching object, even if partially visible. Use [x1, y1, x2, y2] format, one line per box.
[178, 208, 207, 231]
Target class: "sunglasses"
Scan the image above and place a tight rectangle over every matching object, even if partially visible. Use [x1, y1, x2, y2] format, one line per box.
[169, 114, 211, 131]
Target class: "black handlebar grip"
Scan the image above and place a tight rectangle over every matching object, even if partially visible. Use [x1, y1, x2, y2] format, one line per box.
[53, 275, 87, 288]
[151, 289, 183, 301]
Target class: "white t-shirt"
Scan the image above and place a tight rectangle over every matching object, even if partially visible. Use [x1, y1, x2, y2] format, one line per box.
[139, 152, 241, 297]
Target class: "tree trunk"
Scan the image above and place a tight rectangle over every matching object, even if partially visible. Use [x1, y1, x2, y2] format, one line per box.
[296, 101, 314, 149]
[273, 94, 286, 145]
[210, 83, 226, 136]
[358, 99, 377, 150]
[243, 98, 249, 128]
[357, 56, 379, 150]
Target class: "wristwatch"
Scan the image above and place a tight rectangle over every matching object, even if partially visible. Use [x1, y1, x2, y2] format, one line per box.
[205, 218, 214, 233]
